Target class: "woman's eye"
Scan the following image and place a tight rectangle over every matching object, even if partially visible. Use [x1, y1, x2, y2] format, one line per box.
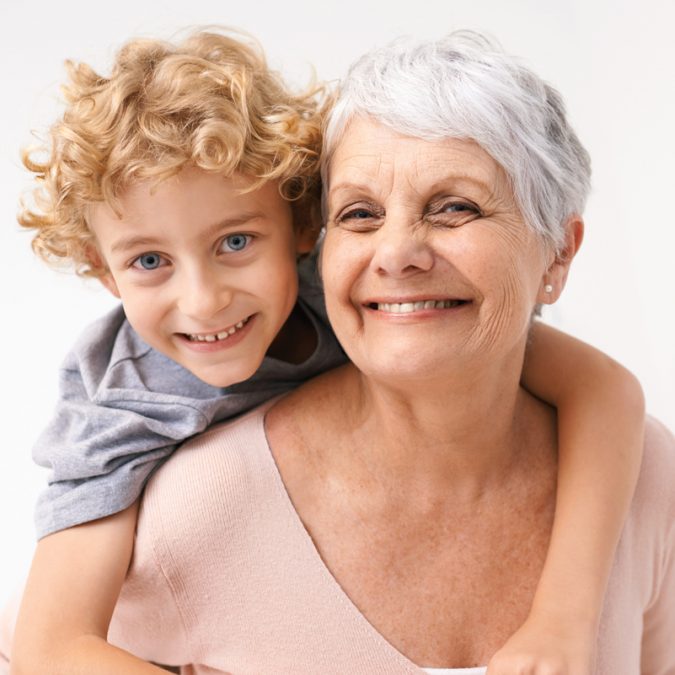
[443, 202, 478, 214]
[333, 204, 382, 230]
[343, 208, 374, 220]
[132, 253, 165, 270]
[428, 201, 481, 227]
[221, 234, 251, 252]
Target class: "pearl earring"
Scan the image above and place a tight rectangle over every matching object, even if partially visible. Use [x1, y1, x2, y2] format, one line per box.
[544, 284, 553, 293]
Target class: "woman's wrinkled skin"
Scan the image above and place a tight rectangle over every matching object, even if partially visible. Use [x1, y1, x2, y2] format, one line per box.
[266, 117, 583, 665]
[322, 118, 578, 386]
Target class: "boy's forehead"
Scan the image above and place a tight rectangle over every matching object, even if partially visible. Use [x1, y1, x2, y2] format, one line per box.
[116, 168, 270, 202]
[88, 170, 293, 238]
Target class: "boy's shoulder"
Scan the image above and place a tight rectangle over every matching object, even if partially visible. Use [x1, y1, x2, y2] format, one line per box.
[62, 291, 342, 412]
[64, 305, 224, 403]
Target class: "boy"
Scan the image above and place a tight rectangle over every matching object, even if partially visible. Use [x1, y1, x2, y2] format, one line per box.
[11, 29, 644, 674]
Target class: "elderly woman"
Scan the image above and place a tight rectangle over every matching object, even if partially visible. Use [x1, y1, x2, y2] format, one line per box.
[98, 33, 675, 674]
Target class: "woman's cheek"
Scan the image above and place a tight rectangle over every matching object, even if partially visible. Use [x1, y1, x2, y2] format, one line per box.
[321, 242, 353, 332]
[476, 271, 529, 353]
[322, 233, 363, 299]
[462, 236, 540, 355]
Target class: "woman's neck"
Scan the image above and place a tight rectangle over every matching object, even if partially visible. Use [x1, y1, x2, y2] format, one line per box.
[275, 346, 546, 502]
[352, 363, 528, 487]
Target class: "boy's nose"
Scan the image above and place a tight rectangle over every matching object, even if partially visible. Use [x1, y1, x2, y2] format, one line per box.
[177, 269, 233, 321]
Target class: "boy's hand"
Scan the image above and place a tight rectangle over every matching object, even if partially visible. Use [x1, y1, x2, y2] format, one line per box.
[486, 612, 595, 675]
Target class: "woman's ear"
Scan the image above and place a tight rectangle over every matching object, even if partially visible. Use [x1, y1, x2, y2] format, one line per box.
[538, 215, 584, 304]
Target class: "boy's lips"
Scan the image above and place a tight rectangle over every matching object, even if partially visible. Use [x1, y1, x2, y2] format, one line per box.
[177, 315, 254, 343]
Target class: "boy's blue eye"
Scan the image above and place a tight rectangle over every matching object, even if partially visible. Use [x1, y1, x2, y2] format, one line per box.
[133, 253, 164, 270]
[222, 234, 251, 252]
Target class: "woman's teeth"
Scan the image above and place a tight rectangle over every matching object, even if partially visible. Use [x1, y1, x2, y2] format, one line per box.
[186, 318, 249, 342]
[374, 300, 463, 313]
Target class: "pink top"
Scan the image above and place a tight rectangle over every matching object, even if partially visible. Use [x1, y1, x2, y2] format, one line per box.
[107, 407, 675, 674]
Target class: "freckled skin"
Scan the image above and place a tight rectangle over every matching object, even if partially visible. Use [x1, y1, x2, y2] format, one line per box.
[268, 369, 558, 667]
[265, 118, 563, 666]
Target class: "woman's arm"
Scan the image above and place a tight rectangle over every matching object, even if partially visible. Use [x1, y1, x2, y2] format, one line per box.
[11, 501, 168, 675]
[488, 321, 645, 674]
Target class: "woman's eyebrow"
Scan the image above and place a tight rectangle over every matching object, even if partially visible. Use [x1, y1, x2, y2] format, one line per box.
[427, 173, 494, 196]
[329, 175, 494, 200]
[328, 181, 370, 197]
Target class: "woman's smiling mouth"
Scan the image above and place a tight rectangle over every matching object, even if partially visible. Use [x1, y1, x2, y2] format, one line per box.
[366, 299, 470, 313]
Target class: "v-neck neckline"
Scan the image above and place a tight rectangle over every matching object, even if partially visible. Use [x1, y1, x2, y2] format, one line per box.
[256, 405, 487, 674]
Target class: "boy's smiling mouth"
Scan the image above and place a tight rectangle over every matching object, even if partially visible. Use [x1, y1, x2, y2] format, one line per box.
[181, 315, 253, 343]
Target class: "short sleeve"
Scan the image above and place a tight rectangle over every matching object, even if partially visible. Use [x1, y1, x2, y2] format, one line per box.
[32, 308, 217, 538]
[32, 380, 185, 538]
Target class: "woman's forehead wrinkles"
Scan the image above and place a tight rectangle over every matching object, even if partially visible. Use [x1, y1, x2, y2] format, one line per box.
[328, 119, 513, 209]
[328, 153, 393, 200]
[332, 144, 390, 176]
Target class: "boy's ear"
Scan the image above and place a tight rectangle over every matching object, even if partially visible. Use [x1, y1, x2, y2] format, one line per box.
[538, 215, 584, 304]
[291, 193, 322, 254]
[86, 245, 121, 298]
[99, 272, 121, 298]
[295, 227, 318, 255]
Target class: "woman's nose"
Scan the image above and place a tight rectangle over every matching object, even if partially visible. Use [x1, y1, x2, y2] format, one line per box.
[370, 217, 434, 277]
[176, 267, 233, 321]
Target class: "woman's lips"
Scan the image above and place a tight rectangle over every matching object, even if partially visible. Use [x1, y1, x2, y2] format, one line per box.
[366, 299, 468, 313]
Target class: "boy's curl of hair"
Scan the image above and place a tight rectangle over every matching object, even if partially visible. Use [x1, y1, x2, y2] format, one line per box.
[19, 29, 325, 277]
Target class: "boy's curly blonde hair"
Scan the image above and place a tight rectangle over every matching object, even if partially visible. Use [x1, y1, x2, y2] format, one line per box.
[19, 29, 326, 277]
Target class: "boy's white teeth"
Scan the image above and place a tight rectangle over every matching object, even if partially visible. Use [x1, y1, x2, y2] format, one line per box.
[375, 300, 462, 313]
[187, 318, 249, 342]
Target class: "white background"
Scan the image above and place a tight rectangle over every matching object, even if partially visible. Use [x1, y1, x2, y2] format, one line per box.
[0, 0, 673, 607]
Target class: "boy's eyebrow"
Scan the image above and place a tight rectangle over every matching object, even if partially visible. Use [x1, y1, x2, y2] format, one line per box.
[110, 212, 267, 254]
[110, 236, 161, 254]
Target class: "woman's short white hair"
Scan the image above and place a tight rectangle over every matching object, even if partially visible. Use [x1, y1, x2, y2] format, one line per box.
[323, 31, 591, 252]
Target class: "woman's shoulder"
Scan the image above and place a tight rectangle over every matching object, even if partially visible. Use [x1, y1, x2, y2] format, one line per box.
[112, 402, 293, 662]
[637, 416, 675, 499]
[139, 403, 274, 529]
[579, 419, 674, 674]
[628, 416, 675, 535]
[266, 363, 357, 429]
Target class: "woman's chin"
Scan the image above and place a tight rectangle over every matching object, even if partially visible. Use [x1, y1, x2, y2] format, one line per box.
[355, 352, 465, 388]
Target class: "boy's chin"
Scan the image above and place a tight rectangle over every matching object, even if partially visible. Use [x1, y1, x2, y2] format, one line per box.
[184, 357, 263, 388]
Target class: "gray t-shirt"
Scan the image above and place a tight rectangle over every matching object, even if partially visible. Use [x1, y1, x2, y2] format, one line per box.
[33, 254, 346, 538]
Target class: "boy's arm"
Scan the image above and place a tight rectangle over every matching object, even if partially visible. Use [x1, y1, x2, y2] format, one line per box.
[11, 502, 170, 675]
[488, 321, 645, 674]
